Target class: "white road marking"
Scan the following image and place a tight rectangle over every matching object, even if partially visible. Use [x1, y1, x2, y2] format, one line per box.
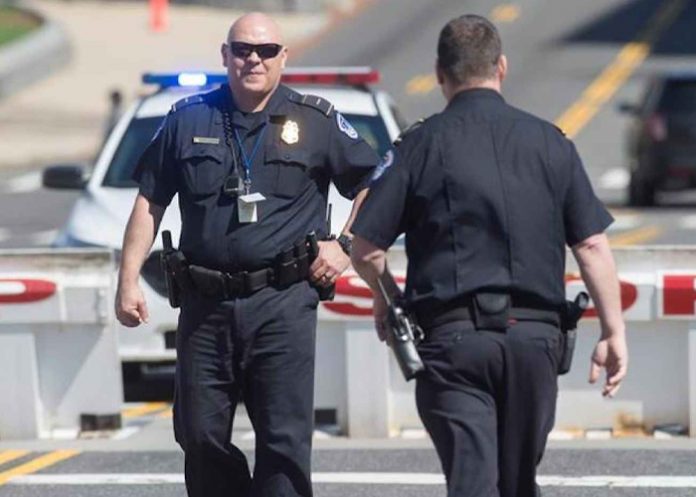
[11, 473, 696, 487]
[606, 212, 641, 232]
[599, 167, 630, 190]
[1, 172, 42, 194]
[110, 426, 141, 441]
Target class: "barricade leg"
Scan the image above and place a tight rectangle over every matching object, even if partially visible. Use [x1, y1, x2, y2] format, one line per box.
[0, 327, 42, 439]
[344, 322, 391, 437]
[689, 322, 696, 437]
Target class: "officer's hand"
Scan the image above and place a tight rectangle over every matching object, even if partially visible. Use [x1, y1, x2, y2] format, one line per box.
[373, 295, 390, 343]
[116, 282, 149, 328]
[310, 240, 350, 287]
[589, 335, 628, 397]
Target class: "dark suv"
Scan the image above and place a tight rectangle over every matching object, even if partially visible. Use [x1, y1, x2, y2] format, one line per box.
[620, 72, 696, 206]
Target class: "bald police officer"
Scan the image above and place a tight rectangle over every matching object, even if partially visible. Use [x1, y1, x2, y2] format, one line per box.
[351, 15, 628, 497]
[115, 13, 379, 497]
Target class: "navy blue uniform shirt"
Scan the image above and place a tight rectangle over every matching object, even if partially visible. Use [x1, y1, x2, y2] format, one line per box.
[134, 84, 379, 271]
[351, 88, 613, 308]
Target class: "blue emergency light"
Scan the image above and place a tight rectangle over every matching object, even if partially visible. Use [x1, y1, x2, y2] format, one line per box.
[142, 72, 227, 88]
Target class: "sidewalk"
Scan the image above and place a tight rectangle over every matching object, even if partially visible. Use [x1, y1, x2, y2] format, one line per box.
[0, 0, 330, 170]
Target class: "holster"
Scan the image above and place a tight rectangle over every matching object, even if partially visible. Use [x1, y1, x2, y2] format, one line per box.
[160, 231, 190, 308]
[558, 292, 590, 375]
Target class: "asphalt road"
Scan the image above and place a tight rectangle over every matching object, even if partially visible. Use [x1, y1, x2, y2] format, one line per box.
[4, 435, 696, 497]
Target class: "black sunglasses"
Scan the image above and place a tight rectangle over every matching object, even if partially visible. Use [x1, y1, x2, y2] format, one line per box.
[227, 42, 283, 59]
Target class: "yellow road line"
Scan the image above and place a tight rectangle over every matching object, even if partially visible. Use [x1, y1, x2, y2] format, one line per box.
[406, 74, 438, 95]
[491, 4, 521, 23]
[157, 408, 174, 419]
[0, 450, 79, 486]
[122, 402, 170, 419]
[554, 0, 688, 138]
[609, 225, 662, 246]
[0, 450, 29, 466]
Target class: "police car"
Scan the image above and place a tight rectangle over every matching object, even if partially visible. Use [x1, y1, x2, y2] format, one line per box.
[44, 68, 407, 378]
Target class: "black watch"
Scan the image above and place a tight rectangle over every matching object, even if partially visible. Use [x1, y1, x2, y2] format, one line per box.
[336, 234, 352, 256]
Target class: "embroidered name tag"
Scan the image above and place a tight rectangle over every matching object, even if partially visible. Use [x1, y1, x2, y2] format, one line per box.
[193, 136, 220, 145]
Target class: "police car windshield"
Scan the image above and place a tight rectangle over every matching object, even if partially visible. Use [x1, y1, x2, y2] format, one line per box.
[102, 113, 392, 188]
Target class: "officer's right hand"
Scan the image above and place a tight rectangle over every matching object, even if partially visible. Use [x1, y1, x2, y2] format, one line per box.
[116, 282, 149, 327]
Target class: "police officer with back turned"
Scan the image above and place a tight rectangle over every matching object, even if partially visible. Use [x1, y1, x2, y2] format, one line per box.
[351, 14, 628, 497]
[115, 12, 378, 497]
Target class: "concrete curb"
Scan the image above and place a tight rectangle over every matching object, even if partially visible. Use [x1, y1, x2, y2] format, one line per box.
[0, 3, 71, 99]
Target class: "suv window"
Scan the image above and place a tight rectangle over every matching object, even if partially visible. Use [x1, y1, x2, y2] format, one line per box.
[658, 80, 696, 113]
[102, 113, 392, 188]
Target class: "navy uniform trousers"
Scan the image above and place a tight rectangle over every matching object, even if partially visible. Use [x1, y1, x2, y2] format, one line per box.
[174, 280, 319, 497]
[416, 319, 560, 497]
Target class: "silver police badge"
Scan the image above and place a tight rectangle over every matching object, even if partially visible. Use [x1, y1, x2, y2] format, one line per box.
[281, 120, 300, 144]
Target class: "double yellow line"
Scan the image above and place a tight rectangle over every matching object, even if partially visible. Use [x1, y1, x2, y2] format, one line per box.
[0, 449, 79, 486]
[555, 0, 688, 138]
[405, 74, 438, 96]
[609, 225, 662, 246]
[122, 402, 170, 419]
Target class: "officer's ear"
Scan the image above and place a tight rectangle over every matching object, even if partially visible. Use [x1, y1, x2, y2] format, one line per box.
[497, 54, 508, 83]
[280, 46, 288, 70]
[221, 43, 229, 68]
[435, 60, 444, 85]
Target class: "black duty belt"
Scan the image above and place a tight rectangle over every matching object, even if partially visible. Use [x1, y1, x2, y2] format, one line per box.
[186, 239, 311, 300]
[414, 294, 561, 330]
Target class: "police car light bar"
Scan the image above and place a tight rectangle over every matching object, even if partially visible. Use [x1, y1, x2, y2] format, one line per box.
[142, 67, 380, 88]
[281, 67, 380, 85]
[142, 72, 227, 88]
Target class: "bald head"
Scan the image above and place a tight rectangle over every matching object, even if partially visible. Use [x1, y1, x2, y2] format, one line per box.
[221, 12, 288, 112]
[228, 12, 283, 45]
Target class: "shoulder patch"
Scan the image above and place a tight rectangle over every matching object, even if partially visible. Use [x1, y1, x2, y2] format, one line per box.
[171, 94, 206, 113]
[296, 94, 334, 116]
[371, 149, 394, 182]
[336, 112, 359, 139]
[393, 118, 425, 147]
